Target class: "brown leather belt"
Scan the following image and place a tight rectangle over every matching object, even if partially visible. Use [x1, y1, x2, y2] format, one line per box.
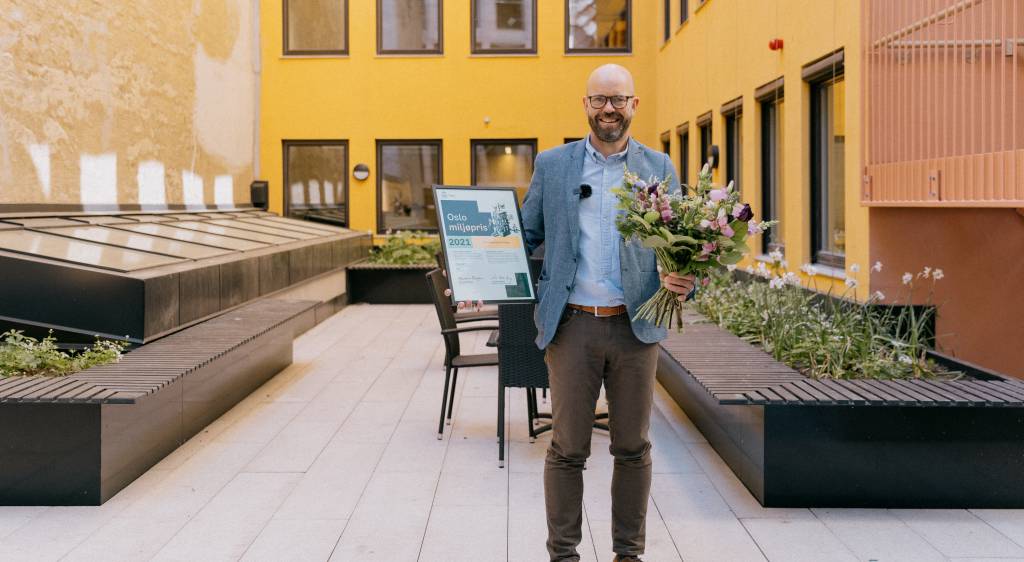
[567, 303, 628, 317]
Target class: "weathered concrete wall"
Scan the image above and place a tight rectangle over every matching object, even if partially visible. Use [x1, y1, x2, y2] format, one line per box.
[0, 0, 256, 210]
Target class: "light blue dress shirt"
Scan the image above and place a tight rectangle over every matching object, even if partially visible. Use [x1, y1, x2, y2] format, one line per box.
[568, 135, 627, 307]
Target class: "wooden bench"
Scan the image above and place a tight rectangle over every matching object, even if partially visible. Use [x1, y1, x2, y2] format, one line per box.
[0, 298, 317, 505]
[656, 309, 1024, 508]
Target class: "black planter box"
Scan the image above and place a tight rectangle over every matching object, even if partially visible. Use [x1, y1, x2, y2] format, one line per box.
[656, 317, 1024, 508]
[347, 263, 435, 304]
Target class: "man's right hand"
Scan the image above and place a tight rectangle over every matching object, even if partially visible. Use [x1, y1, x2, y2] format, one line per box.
[457, 300, 485, 312]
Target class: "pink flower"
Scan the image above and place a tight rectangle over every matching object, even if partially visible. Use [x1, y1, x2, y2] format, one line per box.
[661, 209, 673, 222]
[702, 241, 717, 253]
[721, 224, 734, 237]
[701, 277, 711, 286]
[731, 202, 745, 217]
[747, 221, 761, 235]
[709, 189, 726, 202]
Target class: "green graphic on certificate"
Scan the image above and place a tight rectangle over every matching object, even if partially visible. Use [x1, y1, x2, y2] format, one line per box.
[432, 186, 536, 304]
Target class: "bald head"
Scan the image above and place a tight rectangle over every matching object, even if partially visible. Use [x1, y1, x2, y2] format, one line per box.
[586, 64, 635, 96]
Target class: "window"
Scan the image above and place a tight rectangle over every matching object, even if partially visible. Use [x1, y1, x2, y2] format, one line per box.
[564, 137, 584, 144]
[377, 140, 442, 232]
[756, 78, 784, 255]
[723, 105, 742, 194]
[566, 0, 631, 53]
[698, 113, 712, 168]
[283, 0, 348, 55]
[663, 0, 671, 42]
[283, 141, 349, 225]
[471, 140, 537, 204]
[378, 0, 443, 54]
[473, 0, 536, 53]
[677, 126, 689, 186]
[808, 60, 845, 267]
[680, 0, 688, 24]
[660, 132, 671, 156]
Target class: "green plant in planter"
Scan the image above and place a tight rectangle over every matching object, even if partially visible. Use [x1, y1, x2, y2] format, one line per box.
[0, 330, 128, 377]
[693, 259, 957, 380]
[369, 231, 441, 265]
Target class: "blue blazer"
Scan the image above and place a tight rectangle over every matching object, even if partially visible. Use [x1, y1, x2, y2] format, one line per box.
[521, 138, 680, 349]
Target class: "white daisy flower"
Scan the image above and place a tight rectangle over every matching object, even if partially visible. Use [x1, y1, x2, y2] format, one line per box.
[920, 266, 931, 279]
[872, 291, 886, 301]
[898, 354, 913, 365]
[902, 272, 913, 285]
[932, 268, 944, 280]
[844, 278, 858, 289]
[849, 263, 860, 273]
[872, 261, 883, 272]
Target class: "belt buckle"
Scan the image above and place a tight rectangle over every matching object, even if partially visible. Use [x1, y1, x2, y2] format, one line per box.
[592, 305, 612, 318]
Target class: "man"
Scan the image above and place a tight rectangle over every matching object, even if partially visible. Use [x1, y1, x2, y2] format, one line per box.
[521, 64, 695, 562]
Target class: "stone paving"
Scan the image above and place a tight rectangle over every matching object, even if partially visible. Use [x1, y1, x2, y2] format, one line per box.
[2, 304, 1023, 561]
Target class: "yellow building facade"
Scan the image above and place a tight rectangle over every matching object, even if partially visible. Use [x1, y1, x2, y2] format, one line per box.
[260, 0, 866, 292]
[260, 1, 662, 235]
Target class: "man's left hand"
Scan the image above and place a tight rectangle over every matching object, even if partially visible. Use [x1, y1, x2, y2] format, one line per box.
[661, 272, 696, 302]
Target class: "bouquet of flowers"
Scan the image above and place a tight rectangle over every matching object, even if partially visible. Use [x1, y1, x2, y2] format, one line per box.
[614, 163, 776, 330]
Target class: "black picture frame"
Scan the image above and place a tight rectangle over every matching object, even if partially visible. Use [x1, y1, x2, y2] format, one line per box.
[431, 185, 537, 304]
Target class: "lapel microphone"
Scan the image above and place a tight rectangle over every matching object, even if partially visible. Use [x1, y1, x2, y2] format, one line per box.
[579, 184, 593, 199]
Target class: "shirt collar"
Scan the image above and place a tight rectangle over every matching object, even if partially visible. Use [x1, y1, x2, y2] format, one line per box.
[585, 134, 630, 162]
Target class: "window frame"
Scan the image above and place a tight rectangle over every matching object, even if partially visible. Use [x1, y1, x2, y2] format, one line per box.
[471, 0, 538, 55]
[697, 111, 713, 169]
[375, 139, 444, 234]
[806, 52, 845, 269]
[376, 0, 445, 56]
[722, 98, 742, 194]
[564, 0, 633, 55]
[282, 0, 350, 56]
[469, 138, 538, 190]
[676, 123, 689, 186]
[663, 0, 671, 42]
[282, 139, 350, 226]
[679, 0, 688, 25]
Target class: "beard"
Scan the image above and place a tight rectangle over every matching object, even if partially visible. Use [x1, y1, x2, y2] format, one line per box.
[588, 112, 631, 143]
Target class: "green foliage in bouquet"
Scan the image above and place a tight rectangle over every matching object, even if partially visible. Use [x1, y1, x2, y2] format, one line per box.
[0, 330, 128, 377]
[692, 262, 957, 380]
[613, 163, 777, 330]
[369, 231, 441, 265]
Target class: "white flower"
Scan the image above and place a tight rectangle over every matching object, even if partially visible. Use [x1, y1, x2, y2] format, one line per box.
[769, 277, 785, 289]
[849, 263, 860, 273]
[780, 260, 789, 269]
[898, 354, 914, 365]
[932, 268, 944, 280]
[920, 266, 931, 279]
[800, 263, 818, 276]
[872, 261, 883, 272]
[726, 264, 737, 272]
[783, 272, 800, 285]
[745, 265, 755, 274]
[768, 250, 784, 264]
[844, 278, 858, 289]
[902, 272, 913, 285]
[872, 290, 886, 301]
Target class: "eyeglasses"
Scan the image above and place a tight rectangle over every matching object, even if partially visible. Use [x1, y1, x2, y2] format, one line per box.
[586, 95, 634, 109]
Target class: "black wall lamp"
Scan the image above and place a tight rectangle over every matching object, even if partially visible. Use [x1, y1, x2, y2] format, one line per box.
[353, 163, 370, 181]
[250, 180, 268, 209]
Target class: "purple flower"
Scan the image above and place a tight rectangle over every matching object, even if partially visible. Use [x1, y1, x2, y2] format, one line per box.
[661, 208, 673, 222]
[702, 241, 717, 253]
[709, 189, 726, 202]
[747, 221, 761, 235]
[721, 224, 734, 237]
[635, 179, 648, 190]
[734, 203, 753, 222]
[647, 182, 660, 195]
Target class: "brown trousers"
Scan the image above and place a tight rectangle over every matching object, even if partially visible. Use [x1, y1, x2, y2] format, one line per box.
[543, 308, 659, 561]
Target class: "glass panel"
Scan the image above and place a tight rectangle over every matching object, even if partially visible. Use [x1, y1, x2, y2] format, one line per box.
[124, 215, 174, 222]
[286, 0, 346, 53]
[68, 216, 137, 225]
[206, 219, 320, 240]
[286, 143, 347, 225]
[167, 221, 296, 244]
[260, 215, 344, 233]
[678, 131, 689, 186]
[699, 123, 712, 168]
[472, 142, 535, 204]
[115, 223, 268, 251]
[48, 226, 232, 260]
[826, 77, 846, 257]
[379, 143, 441, 232]
[726, 113, 742, 193]
[379, 0, 441, 53]
[0, 230, 181, 272]
[237, 217, 338, 236]
[761, 99, 784, 254]
[567, 0, 630, 51]
[4, 218, 83, 228]
[474, 0, 534, 51]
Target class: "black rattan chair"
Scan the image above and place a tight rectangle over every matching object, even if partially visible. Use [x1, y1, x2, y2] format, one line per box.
[426, 268, 499, 440]
[496, 303, 609, 468]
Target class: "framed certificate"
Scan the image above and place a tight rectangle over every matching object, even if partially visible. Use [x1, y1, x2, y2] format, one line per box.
[432, 185, 537, 304]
